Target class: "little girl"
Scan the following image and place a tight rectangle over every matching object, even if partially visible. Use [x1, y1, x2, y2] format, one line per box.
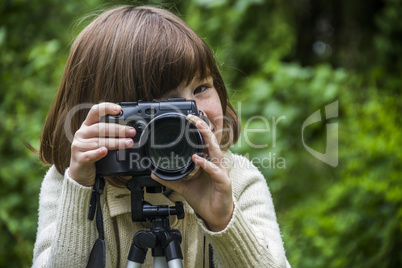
[33, 5, 290, 268]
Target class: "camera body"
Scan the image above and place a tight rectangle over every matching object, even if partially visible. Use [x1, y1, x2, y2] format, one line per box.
[95, 98, 206, 180]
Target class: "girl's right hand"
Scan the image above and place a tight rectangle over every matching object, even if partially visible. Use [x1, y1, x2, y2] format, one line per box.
[68, 103, 136, 186]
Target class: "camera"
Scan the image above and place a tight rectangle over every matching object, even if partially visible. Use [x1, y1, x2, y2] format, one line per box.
[95, 98, 207, 180]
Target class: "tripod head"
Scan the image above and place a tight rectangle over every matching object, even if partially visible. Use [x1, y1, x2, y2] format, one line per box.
[126, 176, 185, 223]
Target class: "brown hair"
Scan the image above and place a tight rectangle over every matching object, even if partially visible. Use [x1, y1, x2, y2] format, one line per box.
[40, 5, 239, 179]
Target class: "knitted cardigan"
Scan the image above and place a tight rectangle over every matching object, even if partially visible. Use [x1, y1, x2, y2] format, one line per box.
[33, 151, 290, 267]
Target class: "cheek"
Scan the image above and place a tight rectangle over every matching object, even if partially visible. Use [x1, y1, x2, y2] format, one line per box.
[214, 114, 224, 143]
[207, 100, 224, 142]
[195, 90, 224, 141]
[200, 99, 222, 125]
[211, 106, 223, 129]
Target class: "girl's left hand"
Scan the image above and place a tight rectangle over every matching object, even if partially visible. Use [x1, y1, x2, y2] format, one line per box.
[151, 114, 234, 232]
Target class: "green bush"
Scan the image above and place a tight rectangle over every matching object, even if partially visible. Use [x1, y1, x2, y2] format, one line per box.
[281, 73, 401, 267]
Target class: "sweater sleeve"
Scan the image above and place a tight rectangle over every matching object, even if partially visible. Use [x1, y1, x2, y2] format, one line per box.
[195, 153, 291, 268]
[32, 166, 99, 268]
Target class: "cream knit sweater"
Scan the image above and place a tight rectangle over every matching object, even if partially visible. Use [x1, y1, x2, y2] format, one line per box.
[33, 151, 290, 267]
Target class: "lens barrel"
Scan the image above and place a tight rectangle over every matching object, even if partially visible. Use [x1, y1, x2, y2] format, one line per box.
[141, 113, 203, 180]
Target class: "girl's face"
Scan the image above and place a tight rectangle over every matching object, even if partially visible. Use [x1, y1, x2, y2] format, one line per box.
[161, 76, 224, 144]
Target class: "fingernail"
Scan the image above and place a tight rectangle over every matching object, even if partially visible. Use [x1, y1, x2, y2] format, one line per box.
[128, 128, 136, 137]
[196, 120, 206, 128]
[125, 139, 133, 147]
[187, 114, 198, 123]
[114, 105, 121, 112]
[98, 147, 107, 155]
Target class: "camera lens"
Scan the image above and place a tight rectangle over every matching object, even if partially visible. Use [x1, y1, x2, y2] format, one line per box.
[142, 113, 203, 180]
[147, 119, 193, 170]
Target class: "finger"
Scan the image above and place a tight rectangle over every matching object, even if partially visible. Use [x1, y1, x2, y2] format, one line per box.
[72, 137, 134, 151]
[74, 147, 109, 164]
[192, 154, 226, 183]
[187, 114, 221, 158]
[186, 113, 210, 129]
[83, 103, 121, 127]
[80, 123, 136, 139]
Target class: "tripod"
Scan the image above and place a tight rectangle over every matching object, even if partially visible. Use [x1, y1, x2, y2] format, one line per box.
[126, 176, 185, 268]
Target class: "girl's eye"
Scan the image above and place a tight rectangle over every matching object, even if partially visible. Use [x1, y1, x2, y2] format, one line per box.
[194, 85, 208, 95]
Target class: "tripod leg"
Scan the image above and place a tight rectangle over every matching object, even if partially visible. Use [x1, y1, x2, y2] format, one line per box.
[126, 261, 142, 268]
[167, 259, 183, 268]
[127, 238, 148, 268]
[165, 240, 183, 268]
[153, 256, 169, 268]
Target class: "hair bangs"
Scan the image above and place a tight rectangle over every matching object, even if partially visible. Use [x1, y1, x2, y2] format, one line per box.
[137, 12, 215, 100]
[162, 29, 213, 89]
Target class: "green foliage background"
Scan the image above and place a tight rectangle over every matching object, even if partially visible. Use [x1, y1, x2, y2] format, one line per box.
[1, 0, 401, 267]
